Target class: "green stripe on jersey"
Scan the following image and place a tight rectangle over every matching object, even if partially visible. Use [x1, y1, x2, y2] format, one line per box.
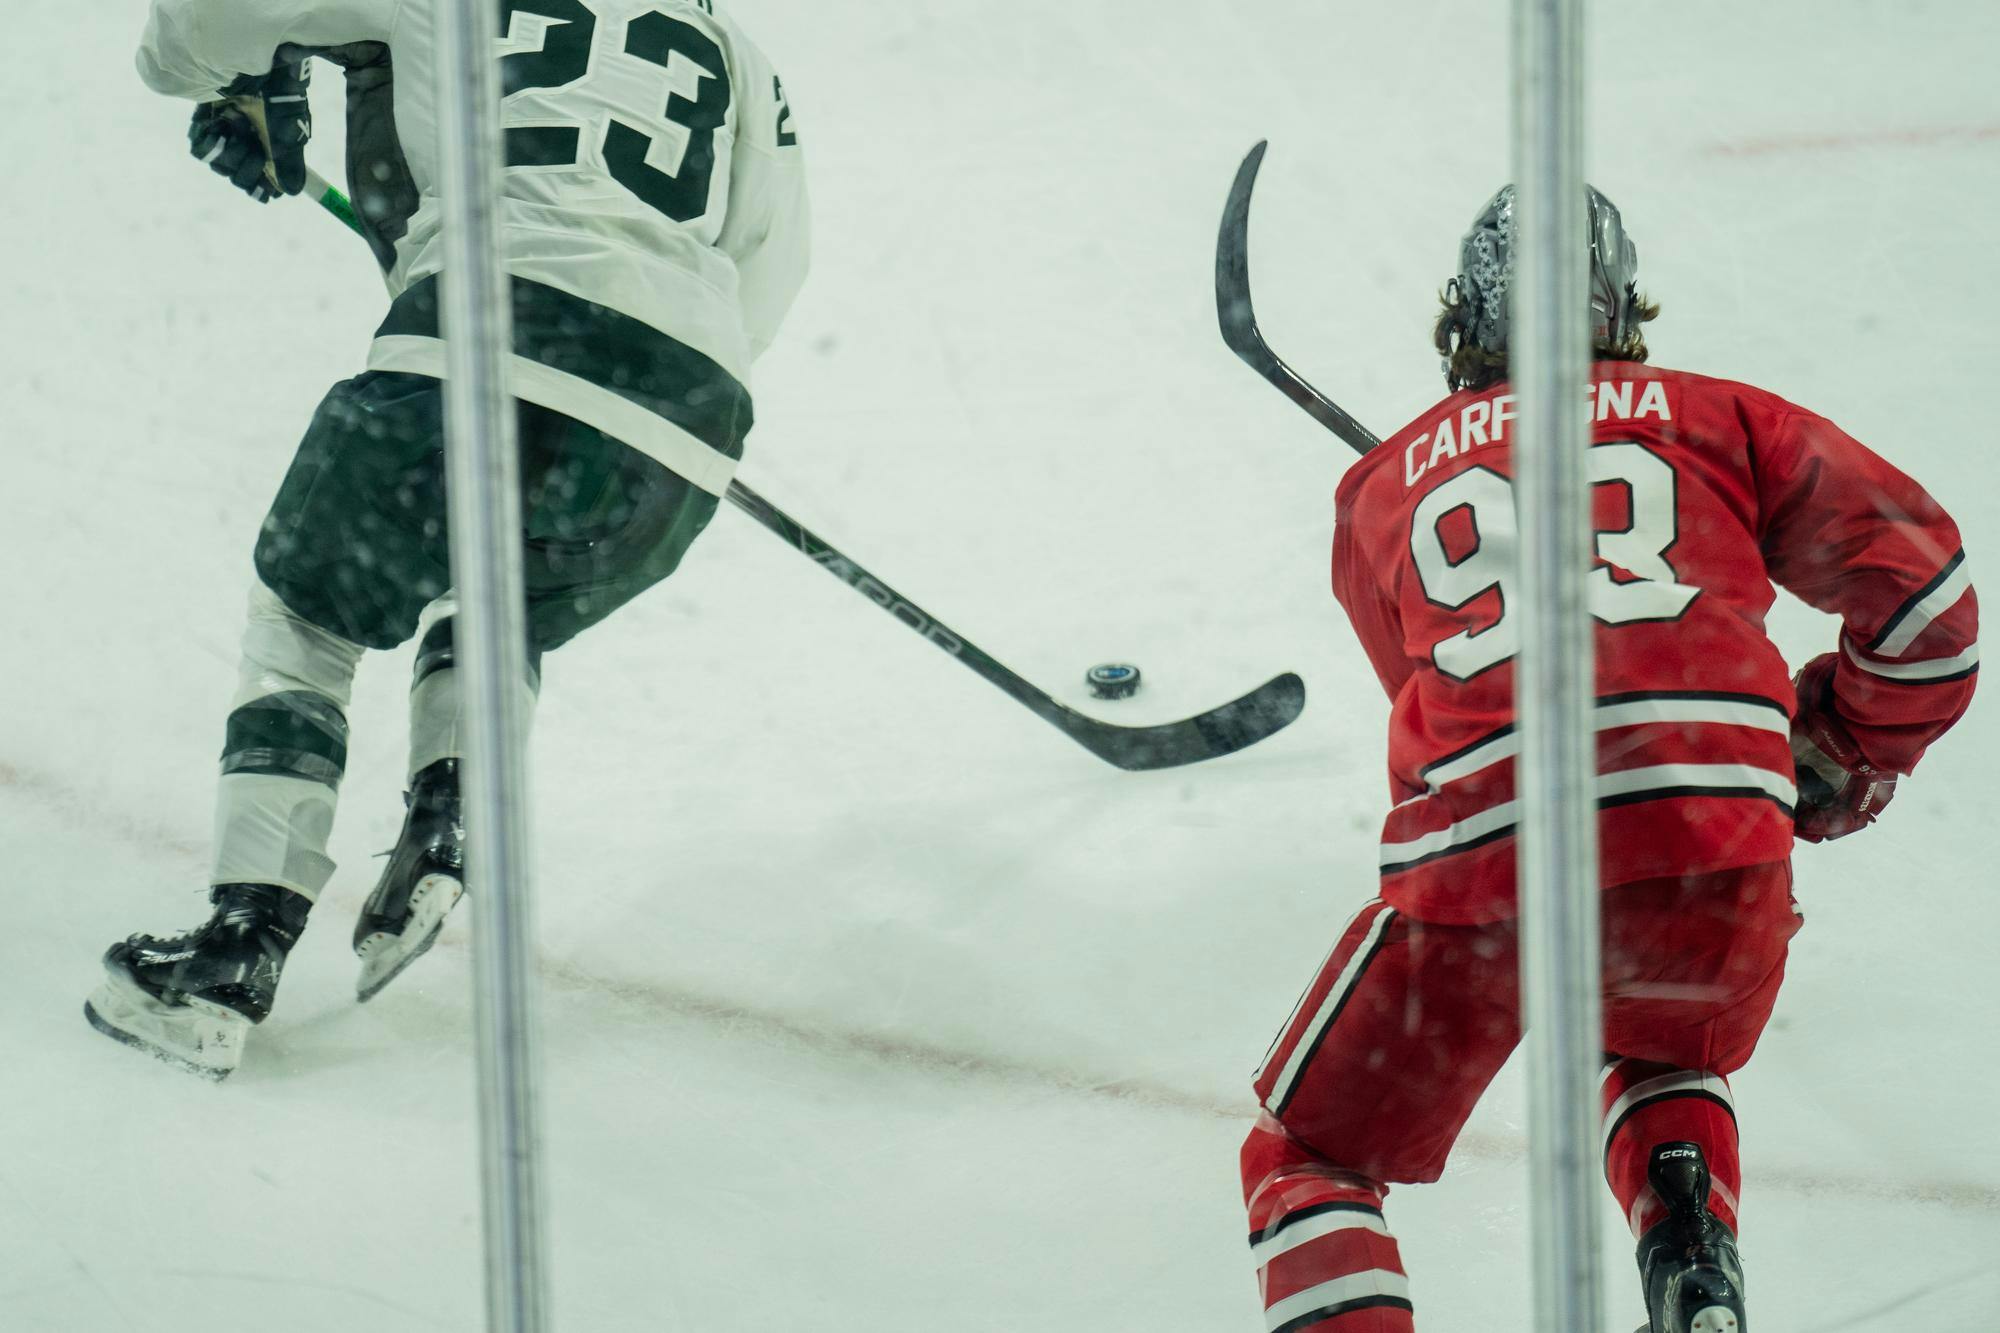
[377, 275, 753, 459]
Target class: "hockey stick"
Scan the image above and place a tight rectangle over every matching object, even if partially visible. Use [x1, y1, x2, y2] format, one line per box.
[721, 481, 1305, 769]
[299, 171, 1305, 769]
[1215, 142, 1382, 456]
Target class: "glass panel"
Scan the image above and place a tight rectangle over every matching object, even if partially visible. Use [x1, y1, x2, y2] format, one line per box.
[7, 3, 1991, 1332]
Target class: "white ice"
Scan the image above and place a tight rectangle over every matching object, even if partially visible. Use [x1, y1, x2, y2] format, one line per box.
[2, 2, 1996, 1330]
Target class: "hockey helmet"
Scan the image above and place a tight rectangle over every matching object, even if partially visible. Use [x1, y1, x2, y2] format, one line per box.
[1442, 184, 1641, 361]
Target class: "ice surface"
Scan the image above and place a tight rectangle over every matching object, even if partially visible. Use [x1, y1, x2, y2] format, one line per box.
[2, 1, 1996, 1330]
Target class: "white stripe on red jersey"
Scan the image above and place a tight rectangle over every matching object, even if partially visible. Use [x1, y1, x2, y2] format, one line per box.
[1871, 551, 1974, 656]
[1842, 634, 1979, 682]
[1411, 691, 1790, 793]
[1381, 761, 1796, 874]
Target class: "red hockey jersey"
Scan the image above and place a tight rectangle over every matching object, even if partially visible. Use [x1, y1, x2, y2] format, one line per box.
[1334, 362, 1978, 925]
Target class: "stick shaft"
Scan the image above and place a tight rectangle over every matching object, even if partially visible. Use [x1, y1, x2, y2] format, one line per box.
[1214, 142, 1381, 456]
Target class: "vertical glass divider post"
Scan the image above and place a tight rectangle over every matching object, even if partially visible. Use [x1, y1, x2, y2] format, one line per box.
[1511, 0, 1605, 1328]
[434, 0, 550, 1327]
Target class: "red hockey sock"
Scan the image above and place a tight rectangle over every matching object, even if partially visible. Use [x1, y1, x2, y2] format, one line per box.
[1242, 1114, 1415, 1332]
[1600, 1058, 1742, 1236]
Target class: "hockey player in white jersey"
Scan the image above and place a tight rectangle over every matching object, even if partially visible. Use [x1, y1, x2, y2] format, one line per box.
[86, 0, 808, 1078]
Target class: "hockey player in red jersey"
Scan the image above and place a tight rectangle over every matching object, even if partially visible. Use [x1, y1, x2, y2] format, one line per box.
[1241, 186, 1977, 1333]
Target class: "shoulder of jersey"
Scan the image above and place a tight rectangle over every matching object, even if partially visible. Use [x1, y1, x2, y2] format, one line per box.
[661, 0, 742, 47]
[1636, 363, 1810, 420]
[687, 4, 787, 134]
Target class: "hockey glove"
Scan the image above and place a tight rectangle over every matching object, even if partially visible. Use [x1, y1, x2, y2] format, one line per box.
[1790, 653, 1896, 843]
[188, 60, 312, 203]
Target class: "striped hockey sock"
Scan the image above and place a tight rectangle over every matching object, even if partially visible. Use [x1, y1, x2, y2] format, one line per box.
[1243, 1116, 1414, 1332]
[1601, 1058, 1742, 1235]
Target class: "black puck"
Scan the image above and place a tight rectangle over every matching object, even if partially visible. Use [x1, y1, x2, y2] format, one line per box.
[1086, 663, 1143, 700]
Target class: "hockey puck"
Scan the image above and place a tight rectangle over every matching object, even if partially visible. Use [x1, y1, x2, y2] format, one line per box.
[1086, 663, 1143, 700]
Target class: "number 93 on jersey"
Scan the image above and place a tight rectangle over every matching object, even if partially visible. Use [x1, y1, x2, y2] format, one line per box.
[1409, 441, 1700, 681]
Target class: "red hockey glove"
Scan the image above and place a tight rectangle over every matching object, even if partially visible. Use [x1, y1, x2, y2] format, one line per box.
[1790, 654, 1897, 843]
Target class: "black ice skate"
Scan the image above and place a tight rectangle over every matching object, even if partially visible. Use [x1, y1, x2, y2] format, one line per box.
[353, 758, 465, 1002]
[1635, 1142, 1747, 1333]
[83, 883, 312, 1080]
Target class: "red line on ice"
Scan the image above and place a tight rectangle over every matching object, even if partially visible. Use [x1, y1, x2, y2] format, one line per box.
[15, 756, 2000, 1216]
[1706, 124, 2000, 158]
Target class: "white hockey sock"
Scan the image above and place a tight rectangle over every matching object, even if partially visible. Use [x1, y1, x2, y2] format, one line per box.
[408, 667, 539, 776]
[407, 597, 539, 778]
[212, 773, 339, 901]
[210, 579, 366, 903]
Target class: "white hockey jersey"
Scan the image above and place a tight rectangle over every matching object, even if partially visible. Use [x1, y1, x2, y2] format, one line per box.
[138, 0, 809, 495]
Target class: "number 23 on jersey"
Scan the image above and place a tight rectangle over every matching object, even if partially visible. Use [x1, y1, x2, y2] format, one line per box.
[1409, 442, 1701, 680]
[498, 0, 781, 224]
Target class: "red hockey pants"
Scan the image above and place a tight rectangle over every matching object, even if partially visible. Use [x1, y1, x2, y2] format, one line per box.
[1240, 861, 1799, 1332]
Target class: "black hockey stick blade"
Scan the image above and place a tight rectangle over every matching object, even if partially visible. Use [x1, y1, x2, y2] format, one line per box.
[1216, 142, 1382, 456]
[725, 481, 1305, 770]
[1048, 670, 1306, 771]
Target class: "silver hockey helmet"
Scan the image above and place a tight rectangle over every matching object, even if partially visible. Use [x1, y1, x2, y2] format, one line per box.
[1442, 184, 1641, 361]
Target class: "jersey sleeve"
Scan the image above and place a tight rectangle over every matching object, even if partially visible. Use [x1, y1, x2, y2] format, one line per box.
[716, 40, 810, 363]
[1753, 403, 1979, 772]
[137, 0, 399, 100]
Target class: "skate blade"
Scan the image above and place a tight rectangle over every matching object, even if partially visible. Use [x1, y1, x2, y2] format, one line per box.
[1689, 1310, 1740, 1333]
[84, 970, 246, 1081]
[355, 873, 464, 1003]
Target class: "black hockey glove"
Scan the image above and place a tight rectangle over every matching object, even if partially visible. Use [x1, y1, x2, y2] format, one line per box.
[188, 60, 312, 203]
